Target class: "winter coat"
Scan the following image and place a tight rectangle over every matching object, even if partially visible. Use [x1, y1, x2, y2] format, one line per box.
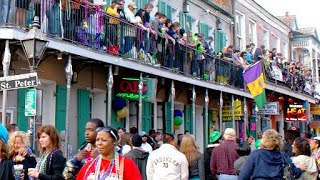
[239, 149, 302, 180]
[292, 155, 318, 180]
[125, 148, 149, 180]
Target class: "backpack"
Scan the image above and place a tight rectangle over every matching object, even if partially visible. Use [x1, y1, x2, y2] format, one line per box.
[281, 153, 294, 180]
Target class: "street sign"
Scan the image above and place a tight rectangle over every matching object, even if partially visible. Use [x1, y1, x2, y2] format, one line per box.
[0, 73, 39, 91]
[25, 89, 37, 116]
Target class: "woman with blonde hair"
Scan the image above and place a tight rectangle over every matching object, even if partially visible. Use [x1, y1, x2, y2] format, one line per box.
[8, 131, 36, 180]
[239, 129, 305, 179]
[28, 125, 66, 180]
[180, 135, 205, 180]
[120, 132, 132, 155]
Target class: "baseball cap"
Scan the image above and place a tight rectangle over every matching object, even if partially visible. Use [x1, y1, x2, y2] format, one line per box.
[0, 124, 8, 143]
[139, 131, 147, 137]
[128, 2, 137, 9]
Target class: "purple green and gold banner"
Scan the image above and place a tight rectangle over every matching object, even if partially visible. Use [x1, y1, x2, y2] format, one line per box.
[243, 61, 266, 109]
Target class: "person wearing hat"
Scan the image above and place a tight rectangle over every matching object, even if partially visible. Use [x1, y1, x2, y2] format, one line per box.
[76, 126, 142, 180]
[0, 125, 15, 179]
[139, 131, 153, 154]
[204, 131, 221, 180]
[146, 133, 188, 180]
[125, 134, 149, 180]
[282, 126, 300, 157]
[210, 128, 239, 179]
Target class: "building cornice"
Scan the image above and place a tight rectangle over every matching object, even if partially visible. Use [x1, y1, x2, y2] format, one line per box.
[236, 0, 291, 34]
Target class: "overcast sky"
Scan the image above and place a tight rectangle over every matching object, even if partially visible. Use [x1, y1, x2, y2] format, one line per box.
[254, 0, 320, 37]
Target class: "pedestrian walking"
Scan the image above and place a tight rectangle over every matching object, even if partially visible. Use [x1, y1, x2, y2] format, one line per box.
[139, 131, 153, 153]
[125, 134, 149, 180]
[28, 125, 66, 180]
[210, 128, 239, 180]
[310, 136, 320, 179]
[146, 133, 189, 180]
[120, 132, 132, 155]
[0, 125, 14, 179]
[180, 135, 205, 180]
[234, 142, 251, 174]
[63, 118, 104, 179]
[291, 137, 318, 180]
[76, 126, 142, 179]
[8, 131, 37, 180]
[239, 129, 304, 179]
[204, 131, 221, 180]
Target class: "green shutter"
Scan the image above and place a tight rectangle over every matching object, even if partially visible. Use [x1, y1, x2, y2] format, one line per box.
[142, 102, 152, 131]
[77, 89, 90, 148]
[185, 105, 193, 133]
[198, 21, 202, 34]
[17, 89, 28, 132]
[214, 30, 225, 53]
[165, 102, 172, 133]
[179, 12, 185, 30]
[166, 5, 172, 20]
[186, 15, 192, 31]
[204, 25, 209, 39]
[158, 1, 166, 14]
[55, 85, 67, 132]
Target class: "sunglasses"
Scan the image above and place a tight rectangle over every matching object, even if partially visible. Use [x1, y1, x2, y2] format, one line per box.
[96, 127, 118, 141]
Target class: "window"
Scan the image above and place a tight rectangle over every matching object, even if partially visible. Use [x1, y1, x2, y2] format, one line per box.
[248, 20, 257, 45]
[185, 15, 195, 31]
[158, 1, 177, 20]
[135, 0, 148, 9]
[263, 28, 269, 50]
[214, 30, 226, 53]
[271, 35, 280, 52]
[198, 21, 212, 39]
[281, 41, 288, 59]
[236, 12, 245, 50]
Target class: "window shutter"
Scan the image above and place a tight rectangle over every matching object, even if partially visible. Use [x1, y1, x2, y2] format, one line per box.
[166, 5, 172, 20]
[204, 25, 209, 39]
[185, 105, 193, 133]
[142, 0, 148, 8]
[179, 11, 185, 30]
[17, 88, 28, 132]
[55, 85, 67, 132]
[77, 89, 90, 148]
[158, 1, 166, 14]
[165, 102, 172, 133]
[214, 30, 220, 53]
[198, 21, 202, 34]
[142, 102, 153, 131]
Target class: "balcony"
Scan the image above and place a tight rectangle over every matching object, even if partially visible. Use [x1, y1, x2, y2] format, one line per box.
[0, 0, 315, 102]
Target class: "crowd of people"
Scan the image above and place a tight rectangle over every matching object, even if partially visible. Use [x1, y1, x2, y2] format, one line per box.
[1, 0, 314, 94]
[1, 119, 320, 179]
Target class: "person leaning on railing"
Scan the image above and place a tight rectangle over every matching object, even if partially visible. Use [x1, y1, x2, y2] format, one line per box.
[106, 0, 121, 47]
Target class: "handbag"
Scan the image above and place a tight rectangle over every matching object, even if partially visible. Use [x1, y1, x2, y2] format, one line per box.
[281, 153, 294, 180]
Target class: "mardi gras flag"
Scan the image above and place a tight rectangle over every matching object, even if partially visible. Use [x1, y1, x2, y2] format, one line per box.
[243, 61, 266, 109]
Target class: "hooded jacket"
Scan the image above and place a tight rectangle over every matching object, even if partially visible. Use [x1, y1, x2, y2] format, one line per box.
[239, 149, 302, 180]
[291, 155, 318, 180]
[125, 148, 149, 180]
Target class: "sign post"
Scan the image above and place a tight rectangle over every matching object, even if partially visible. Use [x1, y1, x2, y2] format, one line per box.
[25, 88, 37, 151]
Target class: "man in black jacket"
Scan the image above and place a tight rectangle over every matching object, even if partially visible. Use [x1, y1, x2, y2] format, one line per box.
[125, 134, 149, 180]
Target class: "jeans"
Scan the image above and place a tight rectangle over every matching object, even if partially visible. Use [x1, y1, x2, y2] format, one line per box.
[0, 0, 11, 24]
[123, 36, 135, 54]
[218, 174, 238, 180]
[46, 3, 61, 36]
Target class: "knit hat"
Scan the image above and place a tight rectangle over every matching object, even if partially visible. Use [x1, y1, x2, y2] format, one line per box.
[209, 131, 222, 143]
[131, 134, 142, 147]
[139, 131, 147, 137]
[0, 124, 9, 143]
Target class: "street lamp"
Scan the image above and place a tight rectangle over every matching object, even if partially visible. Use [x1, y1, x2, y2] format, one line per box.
[21, 16, 48, 72]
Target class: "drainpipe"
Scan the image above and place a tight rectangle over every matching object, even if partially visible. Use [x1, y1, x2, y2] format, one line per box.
[204, 89, 209, 148]
[219, 91, 223, 132]
[138, 73, 143, 130]
[192, 86, 196, 136]
[232, 0, 237, 48]
[107, 65, 113, 126]
[289, 31, 293, 61]
[171, 80, 175, 133]
[1, 40, 10, 125]
[65, 54, 72, 159]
